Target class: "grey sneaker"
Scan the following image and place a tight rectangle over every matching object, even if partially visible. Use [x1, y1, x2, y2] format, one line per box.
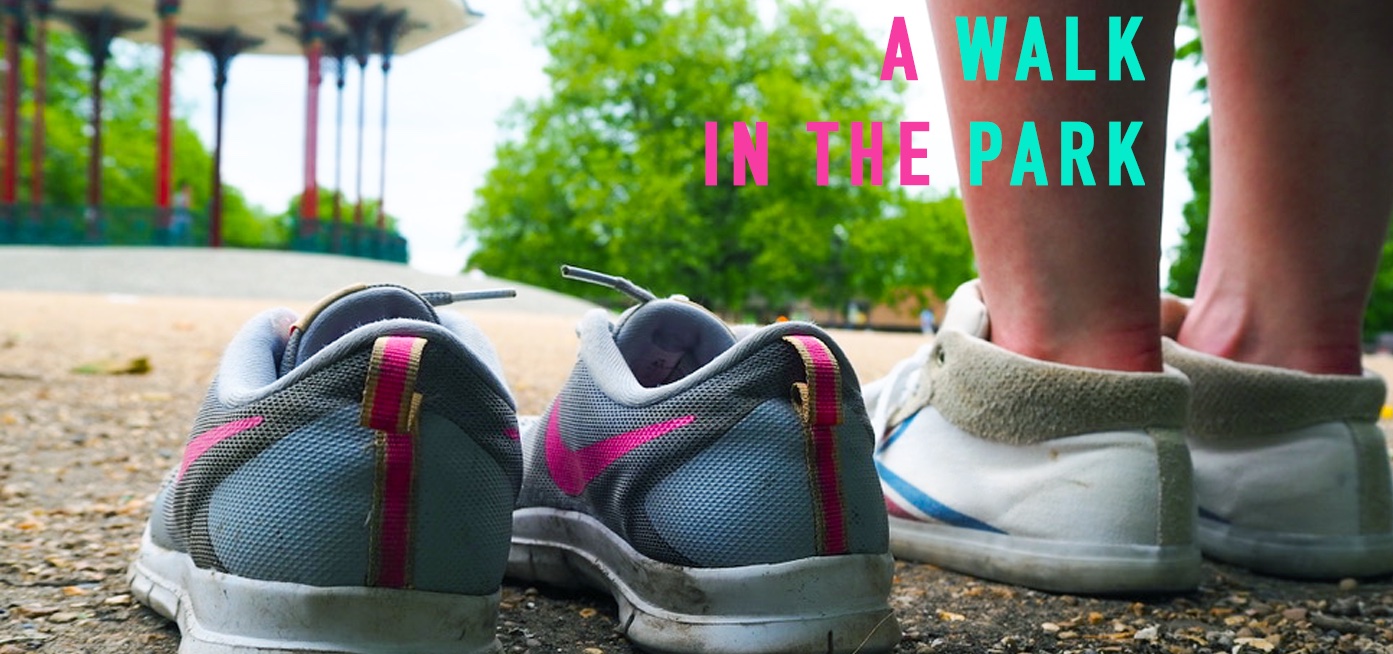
[128, 284, 521, 654]
[507, 267, 900, 654]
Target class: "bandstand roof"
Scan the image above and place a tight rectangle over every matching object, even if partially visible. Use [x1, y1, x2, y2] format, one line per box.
[46, 0, 483, 56]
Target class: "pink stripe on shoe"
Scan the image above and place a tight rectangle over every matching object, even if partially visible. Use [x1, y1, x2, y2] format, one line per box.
[812, 421, 847, 554]
[178, 416, 264, 481]
[362, 335, 428, 588]
[800, 337, 843, 426]
[783, 335, 849, 556]
[364, 336, 422, 434]
[376, 428, 415, 588]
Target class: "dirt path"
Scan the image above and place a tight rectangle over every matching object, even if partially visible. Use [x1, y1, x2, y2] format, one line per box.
[2, 291, 1390, 653]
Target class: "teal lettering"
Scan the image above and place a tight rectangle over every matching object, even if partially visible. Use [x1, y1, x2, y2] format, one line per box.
[1065, 17, 1096, 81]
[1108, 17, 1144, 81]
[956, 16, 1007, 81]
[1011, 122, 1047, 186]
[1060, 122, 1096, 186]
[1108, 121, 1144, 185]
[1016, 17, 1052, 81]
[969, 122, 1002, 185]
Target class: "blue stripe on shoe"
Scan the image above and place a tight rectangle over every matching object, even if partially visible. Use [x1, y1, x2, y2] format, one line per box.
[877, 411, 918, 453]
[875, 460, 1006, 535]
[1197, 506, 1230, 525]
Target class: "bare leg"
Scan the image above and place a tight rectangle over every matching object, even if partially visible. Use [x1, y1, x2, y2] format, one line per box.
[929, 1, 1180, 372]
[1177, 2, 1393, 375]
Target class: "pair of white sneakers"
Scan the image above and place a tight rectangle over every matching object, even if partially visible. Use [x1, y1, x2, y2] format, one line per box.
[867, 281, 1393, 593]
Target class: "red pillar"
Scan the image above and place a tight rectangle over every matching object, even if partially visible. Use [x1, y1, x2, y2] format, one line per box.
[2, 3, 20, 207]
[300, 39, 322, 232]
[31, 2, 51, 214]
[155, 1, 179, 233]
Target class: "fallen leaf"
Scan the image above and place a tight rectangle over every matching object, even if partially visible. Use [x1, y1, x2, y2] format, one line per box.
[72, 357, 152, 375]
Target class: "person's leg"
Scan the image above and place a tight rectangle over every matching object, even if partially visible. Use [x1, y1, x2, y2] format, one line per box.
[929, 0, 1180, 373]
[1167, 0, 1393, 580]
[864, 3, 1199, 594]
[1177, 2, 1393, 375]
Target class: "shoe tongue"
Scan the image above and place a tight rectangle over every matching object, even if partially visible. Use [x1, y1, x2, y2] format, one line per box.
[281, 284, 439, 372]
[613, 298, 736, 387]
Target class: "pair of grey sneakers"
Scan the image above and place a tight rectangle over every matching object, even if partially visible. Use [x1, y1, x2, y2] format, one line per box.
[128, 273, 902, 654]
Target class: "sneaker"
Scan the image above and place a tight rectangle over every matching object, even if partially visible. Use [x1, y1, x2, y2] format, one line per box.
[1163, 300, 1393, 578]
[128, 284, 522, 653]
[507, 267, 900, 653]
[865, 281, 1201, 593]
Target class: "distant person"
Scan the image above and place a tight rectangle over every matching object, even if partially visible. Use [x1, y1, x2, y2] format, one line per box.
[170, 182, 193, 245]
[918, 307, 935, 335]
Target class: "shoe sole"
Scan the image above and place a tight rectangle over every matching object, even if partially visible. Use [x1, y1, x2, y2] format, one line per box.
[889, 516, 1202, 594]
[128, 530, 501, 654]
[1199, 517, 1393, 579]
[507, 507, 901, 654]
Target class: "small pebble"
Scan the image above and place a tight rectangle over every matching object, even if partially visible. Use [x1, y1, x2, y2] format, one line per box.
[1338, 578, 1359, 591]
[1134, 626, 1158, 641]
[1041, 622, 1061, 633]
[48, 611, 80, 623]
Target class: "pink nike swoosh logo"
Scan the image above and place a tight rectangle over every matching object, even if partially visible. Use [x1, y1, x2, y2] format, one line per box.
[545, 403, 695, 496]
[178, 416, 264, 481]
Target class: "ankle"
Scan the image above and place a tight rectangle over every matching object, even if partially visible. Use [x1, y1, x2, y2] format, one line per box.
[991, 320, 1163, 373]
[1176, 298, 1365, 376]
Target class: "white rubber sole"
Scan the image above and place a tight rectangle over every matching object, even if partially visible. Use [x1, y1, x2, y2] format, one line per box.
[507, 507, 901, 654]
[1199, 517, 1393, 579]
[128, 530, 500, 654]
[889, 516, 1202, 594]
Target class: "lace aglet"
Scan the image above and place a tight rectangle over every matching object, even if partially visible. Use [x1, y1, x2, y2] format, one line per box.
[560, 265, 658, 303]
[421, 289, 517, 306]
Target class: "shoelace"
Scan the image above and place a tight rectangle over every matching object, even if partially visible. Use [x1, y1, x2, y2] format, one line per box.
[864, 344, 934, 442]
[560, 265, 658, 303]
[417, 288, 517, 306]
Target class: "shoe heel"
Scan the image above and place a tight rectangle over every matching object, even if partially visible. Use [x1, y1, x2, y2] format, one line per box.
[131, 531, 501, 654]
[509, 508, 901, 654]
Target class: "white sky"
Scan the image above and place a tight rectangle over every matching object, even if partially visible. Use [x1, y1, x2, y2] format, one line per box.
[174, 0, 1207, 278]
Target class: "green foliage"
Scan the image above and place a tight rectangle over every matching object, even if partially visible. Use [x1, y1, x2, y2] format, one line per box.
[466, 0, 974, 314]
[1166, 117, 1208, 298]
[3, 29, 280, 247]
[1368, 230, 1393, 341]
[1165, 0, 1208, 298]
[847, 191, 974, 310]
[279, 188, 399, 231]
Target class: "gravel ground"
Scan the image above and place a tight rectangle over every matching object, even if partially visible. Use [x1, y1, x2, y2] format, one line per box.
[3, 255, 1393, 653]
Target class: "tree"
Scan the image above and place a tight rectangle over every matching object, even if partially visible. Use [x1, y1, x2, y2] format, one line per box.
[1165, 0, 1208, 299]
[847, 191, 974, 311]
[278, 188, 400, 232]
[466, 0, 973, 315]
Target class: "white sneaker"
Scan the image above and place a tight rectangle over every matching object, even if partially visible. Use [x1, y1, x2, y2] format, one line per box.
[1164, 337, 1393, 579]
[866, 281, 1201, 593]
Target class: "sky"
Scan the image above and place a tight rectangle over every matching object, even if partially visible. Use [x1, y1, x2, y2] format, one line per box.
[174, 0, 1208, 278]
